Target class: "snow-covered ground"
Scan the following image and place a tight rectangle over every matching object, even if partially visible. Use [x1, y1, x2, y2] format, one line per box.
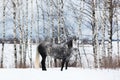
[0, 68, 120, 80]
[0, 42, 120, 80]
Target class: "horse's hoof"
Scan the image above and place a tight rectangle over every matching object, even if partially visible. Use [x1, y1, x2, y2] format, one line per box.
[42, 69, 47, 71]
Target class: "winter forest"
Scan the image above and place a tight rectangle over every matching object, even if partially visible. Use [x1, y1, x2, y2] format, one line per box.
[0, 0, 120, 69]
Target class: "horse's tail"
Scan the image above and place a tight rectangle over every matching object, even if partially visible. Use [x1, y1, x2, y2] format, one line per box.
[35, 46, 40, 68]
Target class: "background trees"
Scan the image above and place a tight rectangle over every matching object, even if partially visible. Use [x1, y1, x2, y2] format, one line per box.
[0, 0, 120, 68]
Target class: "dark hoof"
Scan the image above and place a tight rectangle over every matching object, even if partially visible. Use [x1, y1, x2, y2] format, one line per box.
[42, 68, 47, 71]
[61, 69, 63, 71]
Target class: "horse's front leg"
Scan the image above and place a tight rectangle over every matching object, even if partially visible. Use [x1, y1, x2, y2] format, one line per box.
[61, 59, 66, 71]
[65, 60, 69, 70]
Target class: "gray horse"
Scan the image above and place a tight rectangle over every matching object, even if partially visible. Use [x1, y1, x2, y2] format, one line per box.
[35, 38, 75, 71]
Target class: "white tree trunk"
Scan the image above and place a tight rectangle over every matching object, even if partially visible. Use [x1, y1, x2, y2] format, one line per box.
[50, 0, 55, 43]
[1, 0, 6, 68]
[24, 0, 28, 67]
[100, 0, 108, 68]
[21, 0, 25, 68]
[57, 0, 66, 43]
[46, 0, 51, 40]
[41, 0, 45, 35]
[60, 0, 66, 41]
[101, 11, 106, 68]
[36, 0, 40, 43]
[92, 0, 98, 68]
[29, 0, 33, 68]
[12, 0, 17, 68]
[107, 0, 113, 68]
[57, 0, 60, 43]
[116, 15, 120, 67]
[17, 0, 23, 68]
[77, 0, 84, 68]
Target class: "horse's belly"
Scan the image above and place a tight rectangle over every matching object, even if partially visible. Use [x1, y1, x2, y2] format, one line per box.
[48, 52, 63, 59]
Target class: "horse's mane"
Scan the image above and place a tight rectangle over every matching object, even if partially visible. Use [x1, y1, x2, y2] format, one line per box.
[38, 36, 76, 49]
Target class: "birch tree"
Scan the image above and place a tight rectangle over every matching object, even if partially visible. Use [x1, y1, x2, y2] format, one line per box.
[36, 0, 40, 43]
[47, 0, 53, 67]
[101, 0, 107, 68]
[114, 2, 120, 67]
[21, 0, 25, 68]
[78, 0, 88, 68]
[1, 0, 6, 68]
[50, 0, 57, 67]
[57, 0, 65, 43]
[40, 0, 46, 35]
[60, 0, 66, 41]
[24, 0, 28, 67]
[107, 0, 113, 68]
[50, 0, 55, 43]
[116, 15, 120, 67]
[29, 0, 33, 68]
[92, 0, 98, 68]
[12, 0, 17, 68]
[57, 0, 60, 43]
[17, 0, 23, 68]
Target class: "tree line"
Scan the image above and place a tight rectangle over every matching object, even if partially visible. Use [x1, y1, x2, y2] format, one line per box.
[0, 0, 120, 68]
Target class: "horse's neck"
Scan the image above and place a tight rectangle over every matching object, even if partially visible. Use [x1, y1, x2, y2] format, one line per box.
[52, 42, 66, 48]
[45, 41, 51, 45]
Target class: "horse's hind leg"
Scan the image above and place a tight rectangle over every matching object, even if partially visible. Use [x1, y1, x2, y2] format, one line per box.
[38, 44, 47, 71]
[41, 56, 47, 71]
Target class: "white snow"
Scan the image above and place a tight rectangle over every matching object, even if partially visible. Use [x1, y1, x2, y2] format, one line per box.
[0, 68, 120, 80]
[0, 42, 120, 80]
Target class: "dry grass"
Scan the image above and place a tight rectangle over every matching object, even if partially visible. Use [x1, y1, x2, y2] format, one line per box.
[17, 63, 30, 68]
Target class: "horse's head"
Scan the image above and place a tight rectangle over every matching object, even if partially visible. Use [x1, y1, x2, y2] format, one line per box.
[66, 39, 73, 49]
[66, 36, 78, 49]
